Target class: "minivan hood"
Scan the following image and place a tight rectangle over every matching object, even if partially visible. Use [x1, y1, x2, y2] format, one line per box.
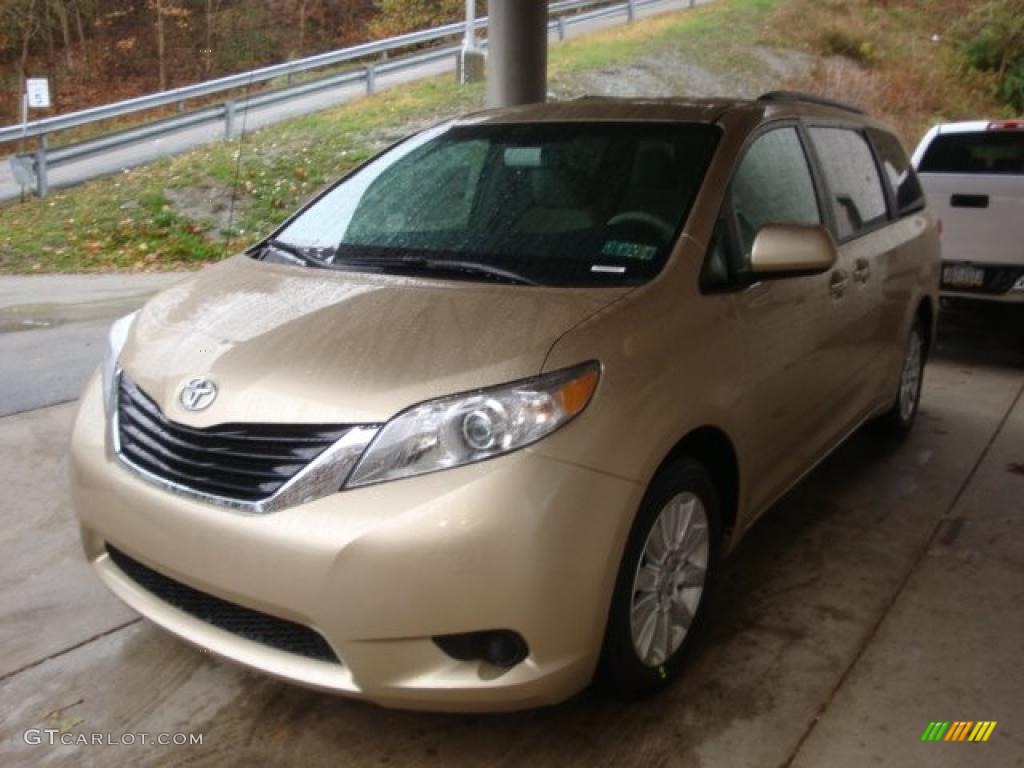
[120, 256, 626, 427]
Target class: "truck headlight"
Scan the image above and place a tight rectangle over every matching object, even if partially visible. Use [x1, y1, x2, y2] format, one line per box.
[344, 362, 600, 488]
[101, 312, 137, 415]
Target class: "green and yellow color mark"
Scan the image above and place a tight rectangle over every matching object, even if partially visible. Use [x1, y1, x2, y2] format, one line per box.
[921, 721, 997, 742]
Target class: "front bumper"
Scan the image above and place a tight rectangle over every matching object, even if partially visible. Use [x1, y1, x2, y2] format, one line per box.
[70, 373, 641, 711]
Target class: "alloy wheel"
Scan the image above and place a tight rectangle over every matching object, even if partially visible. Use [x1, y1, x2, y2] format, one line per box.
[629, 492, 710, 667]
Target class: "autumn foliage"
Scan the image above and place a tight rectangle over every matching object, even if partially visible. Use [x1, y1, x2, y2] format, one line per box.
[0, 0, 483, 125]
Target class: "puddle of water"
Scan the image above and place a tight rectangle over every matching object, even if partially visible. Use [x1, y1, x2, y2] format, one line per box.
[0, 293, 155, 334]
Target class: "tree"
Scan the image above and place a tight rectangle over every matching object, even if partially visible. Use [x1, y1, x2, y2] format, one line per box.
[369, 0, 468, 38]
[154, 0, 166, 89]
[2, 0, 41, 96]
[960, 0, 1024, 110]
[52, 0, 75, 72]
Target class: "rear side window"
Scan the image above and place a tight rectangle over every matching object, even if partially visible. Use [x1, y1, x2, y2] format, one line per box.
[809, 127, 888, 240]
[918, 131, 1024, 175]
[869, 129, 925, 216]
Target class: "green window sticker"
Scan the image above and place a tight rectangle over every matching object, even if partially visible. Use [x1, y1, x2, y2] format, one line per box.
[601, 240, 658, 261]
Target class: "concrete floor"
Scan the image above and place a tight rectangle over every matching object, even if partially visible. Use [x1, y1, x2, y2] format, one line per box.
[0, 306, 1021, 767]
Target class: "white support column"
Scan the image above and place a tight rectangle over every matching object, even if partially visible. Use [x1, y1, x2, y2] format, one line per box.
[485, 0, 547, 108]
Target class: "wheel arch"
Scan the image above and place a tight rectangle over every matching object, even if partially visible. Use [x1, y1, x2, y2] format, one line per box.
[656, 426, 740, 540]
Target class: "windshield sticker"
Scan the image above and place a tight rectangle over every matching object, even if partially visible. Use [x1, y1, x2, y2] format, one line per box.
[601, 240, 658, 261]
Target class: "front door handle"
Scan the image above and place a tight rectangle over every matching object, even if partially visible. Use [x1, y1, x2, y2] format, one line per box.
[830, 270, 849, 299]
[853, 258, 871, 284]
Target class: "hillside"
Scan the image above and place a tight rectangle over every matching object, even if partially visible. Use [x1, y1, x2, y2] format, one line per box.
[0, 0, 1017, 273]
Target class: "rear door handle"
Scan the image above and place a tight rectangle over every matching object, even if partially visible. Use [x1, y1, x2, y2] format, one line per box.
[854, 257, 871, 284]
[829, 270, 849, 299]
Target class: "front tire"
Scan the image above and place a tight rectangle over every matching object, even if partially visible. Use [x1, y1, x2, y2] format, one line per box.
[597, 458, 721, 699]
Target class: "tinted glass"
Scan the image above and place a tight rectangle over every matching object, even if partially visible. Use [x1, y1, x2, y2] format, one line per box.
[272, 122, 721, 286]
[918, 131, 1024, 175]
[730, 127, 821, 260]
[809, 127, 888, 240]
[869, 129, 925, 216]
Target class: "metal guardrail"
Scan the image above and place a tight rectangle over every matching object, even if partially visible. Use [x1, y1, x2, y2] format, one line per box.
[4, 0, 692, 198]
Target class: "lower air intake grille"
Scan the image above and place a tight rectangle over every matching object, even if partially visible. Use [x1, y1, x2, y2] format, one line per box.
[106, 544, 339, 664]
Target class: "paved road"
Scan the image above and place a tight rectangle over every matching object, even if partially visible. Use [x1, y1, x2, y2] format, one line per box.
[0, 0, 703, 202]
[0, 273, 186, 416]
[0, 310, 1020, 767]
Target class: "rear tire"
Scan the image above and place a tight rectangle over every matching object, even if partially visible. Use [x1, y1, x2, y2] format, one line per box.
[876, 317, 926, 439]
[597, 458, 721, 699]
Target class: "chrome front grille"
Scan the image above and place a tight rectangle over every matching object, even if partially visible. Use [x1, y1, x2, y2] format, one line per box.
[115, 374, 355, 505]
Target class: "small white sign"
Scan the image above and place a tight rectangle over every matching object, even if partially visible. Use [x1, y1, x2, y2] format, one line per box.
[26, 78, 51, 109]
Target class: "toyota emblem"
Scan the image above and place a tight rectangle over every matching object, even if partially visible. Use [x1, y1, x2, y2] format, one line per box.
[179, 377, 218, 412]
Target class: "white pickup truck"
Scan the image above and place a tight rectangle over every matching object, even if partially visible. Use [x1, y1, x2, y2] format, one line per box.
[912, 119, 1024, 302]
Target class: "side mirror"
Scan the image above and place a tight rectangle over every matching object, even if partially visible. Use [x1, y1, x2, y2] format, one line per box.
[749, 223, 838, 278]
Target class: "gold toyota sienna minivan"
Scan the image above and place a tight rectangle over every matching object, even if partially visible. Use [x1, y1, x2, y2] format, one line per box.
[71, 92, 940, 711]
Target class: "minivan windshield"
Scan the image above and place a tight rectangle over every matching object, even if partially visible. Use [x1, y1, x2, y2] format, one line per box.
[918, 131, 1024, 175]
[268, 121, 720, 286]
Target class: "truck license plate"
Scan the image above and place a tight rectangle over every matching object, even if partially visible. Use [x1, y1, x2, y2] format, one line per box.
[942, 264, 985, 289]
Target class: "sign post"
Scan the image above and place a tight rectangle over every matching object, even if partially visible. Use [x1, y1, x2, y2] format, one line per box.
[19, 77, 51, 199]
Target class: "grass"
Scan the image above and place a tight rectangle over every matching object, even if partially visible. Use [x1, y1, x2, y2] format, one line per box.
[0, 0, 771, 274]
[550, 0, 777, 78]
[0, 78, 485, 273]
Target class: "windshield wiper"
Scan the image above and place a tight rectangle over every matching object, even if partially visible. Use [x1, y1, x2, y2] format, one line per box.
[407, 258, 538, 286]
[261, 239, 330, 268]
[333, 255, 538, 286]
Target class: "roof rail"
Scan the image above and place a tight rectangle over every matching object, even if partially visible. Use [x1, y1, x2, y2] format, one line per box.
[758, 90, 866, 115]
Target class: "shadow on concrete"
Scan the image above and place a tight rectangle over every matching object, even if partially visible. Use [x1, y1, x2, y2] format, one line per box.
[933, 299, 1024, 370]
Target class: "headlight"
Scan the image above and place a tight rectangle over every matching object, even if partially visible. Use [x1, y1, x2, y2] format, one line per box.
[101, 312, 137, 415]
[1012, 274, 1024, 292]
[345, 361, 600, 488]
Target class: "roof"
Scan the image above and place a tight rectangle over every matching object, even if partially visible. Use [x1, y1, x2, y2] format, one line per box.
[930, 119, 1023, 134]
[455, 92, 875, 127]
[456, 97, 746, 125]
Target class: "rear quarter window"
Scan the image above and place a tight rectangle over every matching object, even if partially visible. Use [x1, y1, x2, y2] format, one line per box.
[869, 129, 925, 217]
[918, 131, 1024, 175]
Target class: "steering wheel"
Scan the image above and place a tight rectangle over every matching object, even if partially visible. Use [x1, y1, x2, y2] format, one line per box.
[606, 211, 675, 241]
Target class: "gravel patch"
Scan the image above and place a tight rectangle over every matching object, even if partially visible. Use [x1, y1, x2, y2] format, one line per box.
[550, 45, 815, 101]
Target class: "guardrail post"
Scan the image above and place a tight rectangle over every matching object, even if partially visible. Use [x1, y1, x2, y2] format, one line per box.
[557, 16, 567, 40]
[224, 100, 236, 139]
[35, 135, 49, 198]
[366, 64, 376, 95]
[627, 0, 636, 22]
